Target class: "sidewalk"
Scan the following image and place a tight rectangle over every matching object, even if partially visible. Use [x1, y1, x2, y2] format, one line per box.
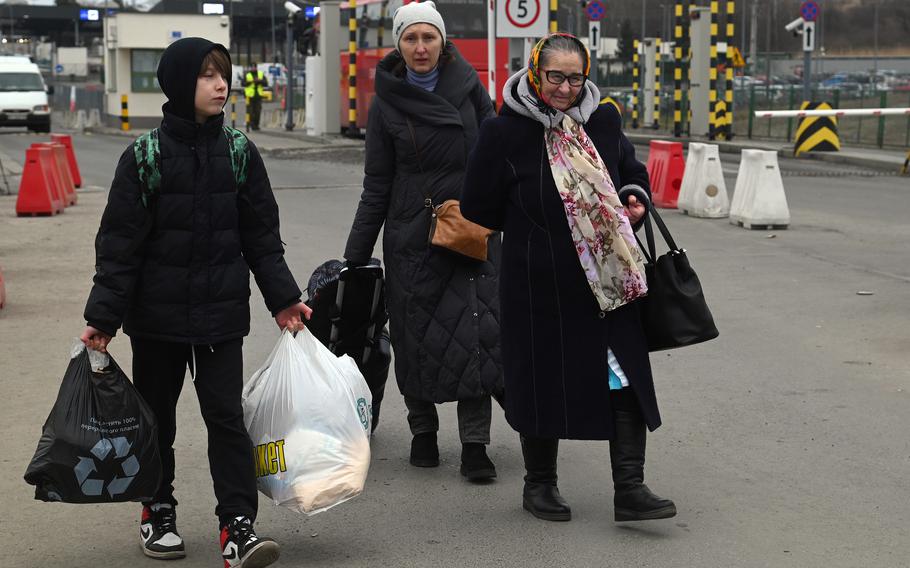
[87, 123, 364, 158]
[624, 130, 908, 172]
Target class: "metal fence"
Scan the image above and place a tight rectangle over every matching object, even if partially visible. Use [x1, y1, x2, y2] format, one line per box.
[610, 82, 910, 149]
[47, 82, 105, 114]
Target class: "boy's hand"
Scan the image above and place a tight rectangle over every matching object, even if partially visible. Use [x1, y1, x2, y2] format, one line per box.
[80, 326, 112, 353]
[275, 302, 312, 332]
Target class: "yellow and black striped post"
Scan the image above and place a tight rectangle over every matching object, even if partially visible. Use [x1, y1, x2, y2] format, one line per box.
[245, 95, 251, 133]
[632, 39, 640, 129]
[549, 0, 558, 33]
[673, 0, 685, 137]
[685, 1, 693, 135]
[794, 102, 841, 157]
[724, 0, 735, 139]
[377, 0, 386, 47]
[653, 38, 661, 129]
[120, 94, 129, 131]
[902, 150, 910, 175]
[347, 0, 358, 135]
[230, 94, 237, 129]
[708, 0, 719, 140]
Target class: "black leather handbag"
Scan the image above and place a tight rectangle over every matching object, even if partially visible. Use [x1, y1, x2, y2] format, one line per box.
[636, 204, 719, 351]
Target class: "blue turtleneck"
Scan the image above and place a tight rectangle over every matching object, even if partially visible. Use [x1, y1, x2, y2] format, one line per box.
[406, 66, 440, 92]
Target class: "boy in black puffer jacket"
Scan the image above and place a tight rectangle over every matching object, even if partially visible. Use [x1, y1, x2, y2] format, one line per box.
[80, 37, 308, 568]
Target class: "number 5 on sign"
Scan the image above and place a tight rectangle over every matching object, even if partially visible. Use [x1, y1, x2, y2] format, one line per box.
[496, 0, 548, 38]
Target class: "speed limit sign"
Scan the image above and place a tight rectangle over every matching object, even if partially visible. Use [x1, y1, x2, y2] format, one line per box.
[497, 0, 548, 38]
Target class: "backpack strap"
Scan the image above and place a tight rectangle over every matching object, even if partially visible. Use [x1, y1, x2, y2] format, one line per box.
[133, 128, 161, 207]
[222, 126, 250, 188]
[118, 129, 160, 261]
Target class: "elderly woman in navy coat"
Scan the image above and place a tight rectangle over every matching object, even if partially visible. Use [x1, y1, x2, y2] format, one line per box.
[461, 33, 676, 523]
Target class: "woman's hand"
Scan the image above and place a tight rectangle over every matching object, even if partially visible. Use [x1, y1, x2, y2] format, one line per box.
[80, 326, 112, 353]
[275, 302, 313, 332]
[623, 194, 646, 226]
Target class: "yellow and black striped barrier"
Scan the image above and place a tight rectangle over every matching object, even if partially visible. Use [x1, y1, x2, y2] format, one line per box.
[348, 0, 358, 134]
[794, 102, 841, 157]
[653, 38, 661, 129]
[230, 94, 237, 129]
[632, 39, 640, 129]
[245, 95, 251, 133]
[120, 94, 129, 132]
[708, 0, 719, 140]
[673, 0, 685, 137]
[549, 0, 558, 33]
[715, 100, 727, 138]
[723, 0, 735, 139]
[901, 150, 909, 175]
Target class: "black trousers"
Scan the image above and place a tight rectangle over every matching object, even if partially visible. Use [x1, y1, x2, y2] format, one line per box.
[131, 337, 257, 525]
[249, 96, 262, 129]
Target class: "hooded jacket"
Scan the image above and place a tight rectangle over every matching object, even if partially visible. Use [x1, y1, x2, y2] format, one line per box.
[343, 45, 503, 403]
[84, 37, 301, 344]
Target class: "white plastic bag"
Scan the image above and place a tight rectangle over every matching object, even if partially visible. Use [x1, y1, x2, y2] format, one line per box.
[242, 329, 372, 515]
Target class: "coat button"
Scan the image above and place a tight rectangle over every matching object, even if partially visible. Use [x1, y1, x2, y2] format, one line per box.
[473, 312, 478, 317]
[598, 311, 607, 319]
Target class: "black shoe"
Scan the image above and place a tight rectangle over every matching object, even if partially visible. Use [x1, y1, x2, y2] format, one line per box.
[523, 482, 572, 522]
[139, 503, 186, 559]
[409, 432, 439, 467]
[614, 484, 677, 521]
[220, 516, 280, 568]
[610, 407, 676, 522]
[520, 436, 571, 521]
[460, 443, 497, 481]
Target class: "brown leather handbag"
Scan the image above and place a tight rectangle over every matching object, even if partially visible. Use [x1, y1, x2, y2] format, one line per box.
[406, 117, 493, 262]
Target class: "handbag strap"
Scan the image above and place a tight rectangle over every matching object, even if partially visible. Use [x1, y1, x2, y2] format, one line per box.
[404, 116, 435, 209]
[635, 202, 683, 265]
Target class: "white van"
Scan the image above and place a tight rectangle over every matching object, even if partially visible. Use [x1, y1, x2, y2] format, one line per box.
[0, 61, 52, 133]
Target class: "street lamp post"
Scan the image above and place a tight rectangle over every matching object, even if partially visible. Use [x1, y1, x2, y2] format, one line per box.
[285, 11, 295, 130]
[270, 0, 277, 62]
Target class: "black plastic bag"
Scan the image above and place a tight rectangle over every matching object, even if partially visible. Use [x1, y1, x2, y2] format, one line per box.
[305, 259, 390, 431]
[24, 347, 162, 503]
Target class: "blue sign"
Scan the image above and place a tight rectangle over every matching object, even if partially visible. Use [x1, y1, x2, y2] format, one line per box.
[170, 31, 183, 40]
[585, 0, 605, 22]
[305, 6, 320, 19]
[269, 65, 280, 76]
[55, 64, 64, 73]
[79, 9, 99, 22]
[800, 1, 819, 22]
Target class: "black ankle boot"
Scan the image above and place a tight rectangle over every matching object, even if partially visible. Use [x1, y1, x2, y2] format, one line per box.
[409, 432, 439, 467]
[521, 436, 571, 521]
[610, 408, 676, 521]
[460, 443, 497, 481]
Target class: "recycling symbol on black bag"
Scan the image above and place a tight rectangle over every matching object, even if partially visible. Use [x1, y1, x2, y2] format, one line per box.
[74, 437, 140, 497]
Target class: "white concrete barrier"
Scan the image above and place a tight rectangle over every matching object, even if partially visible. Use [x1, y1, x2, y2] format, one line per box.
[678, 142, 730, 218]
[730, 149, 790, 230]
[87, 109, 102, 128]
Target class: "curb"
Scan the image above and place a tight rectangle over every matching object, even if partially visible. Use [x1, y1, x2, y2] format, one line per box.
[625, 132, 904, 173]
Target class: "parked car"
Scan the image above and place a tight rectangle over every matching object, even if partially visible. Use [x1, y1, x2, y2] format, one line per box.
[0, 60, 52, 133]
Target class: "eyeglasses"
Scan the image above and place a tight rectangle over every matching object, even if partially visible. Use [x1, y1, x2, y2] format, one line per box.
[542, 70, 586, 87]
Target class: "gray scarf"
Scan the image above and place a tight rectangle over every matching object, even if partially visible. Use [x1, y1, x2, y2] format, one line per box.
[501, 69, 600, 129]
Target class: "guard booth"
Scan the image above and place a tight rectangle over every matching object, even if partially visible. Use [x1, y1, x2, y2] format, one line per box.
[103, 12, 231, 129]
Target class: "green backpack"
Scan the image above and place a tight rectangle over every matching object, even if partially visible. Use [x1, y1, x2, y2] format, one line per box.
[118, 126, 250, 260]
[132, 126, 250, 207]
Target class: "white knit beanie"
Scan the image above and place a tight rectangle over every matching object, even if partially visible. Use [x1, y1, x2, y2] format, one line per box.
[392, 1, 447, 50]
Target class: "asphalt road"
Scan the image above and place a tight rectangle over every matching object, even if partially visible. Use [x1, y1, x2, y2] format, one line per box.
[0, 129, 907, 568]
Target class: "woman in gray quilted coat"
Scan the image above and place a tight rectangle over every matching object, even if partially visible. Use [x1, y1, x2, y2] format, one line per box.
[343, 1, 502, 481]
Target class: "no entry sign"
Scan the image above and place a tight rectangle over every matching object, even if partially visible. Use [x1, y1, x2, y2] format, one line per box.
[586, 0, 605, 22]
[800, 0, 819, 22]
[497, 0, 548, 38]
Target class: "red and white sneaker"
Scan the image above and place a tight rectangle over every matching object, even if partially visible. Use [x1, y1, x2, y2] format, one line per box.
[220, 516, 280, 568]
[139, 503, 186, 559]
